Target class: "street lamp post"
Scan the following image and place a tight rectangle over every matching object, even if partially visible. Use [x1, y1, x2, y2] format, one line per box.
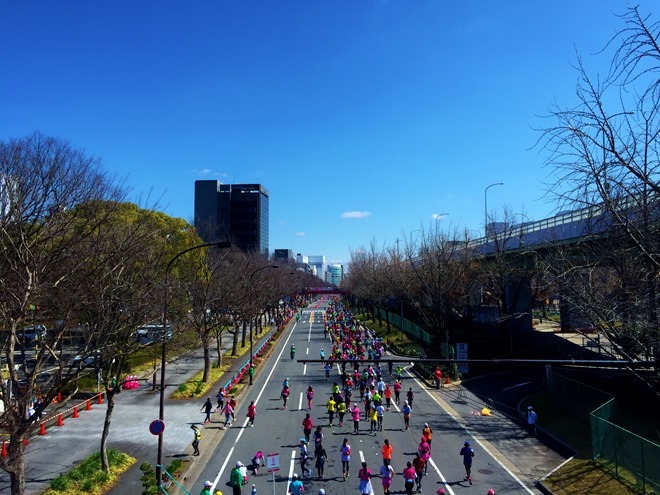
[156, 241, 231, 487]
[248, 265, 278, 385]
[484, 183, 504, 236]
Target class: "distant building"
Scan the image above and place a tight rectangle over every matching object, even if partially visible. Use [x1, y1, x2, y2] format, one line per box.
[307, 255, 326, 281]
[194, 181, 269, 255]
[274, 249, 295, 264]
[326, 264, 344, 286]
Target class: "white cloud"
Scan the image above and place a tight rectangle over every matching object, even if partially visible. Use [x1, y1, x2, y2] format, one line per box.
[296, 232, 306, 237]
[341, 211, 372, 219]
[198, 168, 212, 176]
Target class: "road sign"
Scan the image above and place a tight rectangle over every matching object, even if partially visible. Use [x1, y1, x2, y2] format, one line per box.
[457, 342, 469, 374]
[149, 419, 165, 436]
[266, 452, 280, 472]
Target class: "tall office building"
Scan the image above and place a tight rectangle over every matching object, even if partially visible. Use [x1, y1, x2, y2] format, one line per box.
[326, 264, 344, 286]
[194, 181, 269, 255]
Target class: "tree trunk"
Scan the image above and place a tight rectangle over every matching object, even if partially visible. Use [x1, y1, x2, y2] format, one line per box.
[8, 431, 26, 495]
[241, 320, 247, 348]
[232, 324, 240, 356]
[202, 335, 211, 383]
[215, 332, 223, 368]
[100, 388, 117, 472]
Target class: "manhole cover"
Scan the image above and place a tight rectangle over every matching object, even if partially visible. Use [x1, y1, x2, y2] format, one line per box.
[478, 469, 495, 475]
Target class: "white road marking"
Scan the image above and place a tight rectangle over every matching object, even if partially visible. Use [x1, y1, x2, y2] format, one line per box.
[503, 381, 532, 391]
[427, 457, 455, 495]
[298, 392, 303, 411]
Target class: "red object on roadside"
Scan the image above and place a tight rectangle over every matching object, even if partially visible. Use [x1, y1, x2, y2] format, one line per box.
[85, 399, 91, 411]
[73, 406, 79, 418]
[39, 423, 46, 435]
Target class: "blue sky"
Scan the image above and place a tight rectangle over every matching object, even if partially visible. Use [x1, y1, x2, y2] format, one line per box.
[1, 1, 652, 265]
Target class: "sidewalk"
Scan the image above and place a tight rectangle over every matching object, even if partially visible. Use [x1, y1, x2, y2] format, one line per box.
[0, 325, 280, 495]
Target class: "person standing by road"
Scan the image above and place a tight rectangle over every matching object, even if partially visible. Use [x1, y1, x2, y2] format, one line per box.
[230, 462, 245, 495]
[527, 406, 537, 437]
[459, 440, 474, 485]
[401, 401, 412, 430]
[340, 438, 352, 479]
[201, 397, 213, 424]
[379, 459, 394, 495]
[433, 367, 443, 389]
[246, 401, 257, 427]
[191, 424, 201, 456]
[358, 461, 373, 495]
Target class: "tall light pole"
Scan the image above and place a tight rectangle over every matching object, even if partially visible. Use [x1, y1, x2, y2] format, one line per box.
[484, 183, 504, 236]
[248, 264, 278, 385]
[156, 241, 231, 487]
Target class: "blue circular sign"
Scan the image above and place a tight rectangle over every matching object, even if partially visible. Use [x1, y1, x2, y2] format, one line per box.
[149, 419, 165, 436]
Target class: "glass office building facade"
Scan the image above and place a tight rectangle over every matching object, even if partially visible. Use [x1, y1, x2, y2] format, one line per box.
[194, 181, 269, 255]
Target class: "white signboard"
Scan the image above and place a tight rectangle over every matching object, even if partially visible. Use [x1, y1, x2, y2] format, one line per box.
[266, 452, 280, 473]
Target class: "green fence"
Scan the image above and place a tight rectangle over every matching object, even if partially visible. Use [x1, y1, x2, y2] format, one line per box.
[591, 401, 660, 494]
[549, 370, 660, 494]
[375, 307, 433, 345]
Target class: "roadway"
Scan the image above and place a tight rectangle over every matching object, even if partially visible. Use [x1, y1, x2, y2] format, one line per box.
[188, 301, 547, 495]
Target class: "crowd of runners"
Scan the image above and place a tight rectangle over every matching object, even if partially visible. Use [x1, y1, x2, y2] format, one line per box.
[200, 299, 496, 495]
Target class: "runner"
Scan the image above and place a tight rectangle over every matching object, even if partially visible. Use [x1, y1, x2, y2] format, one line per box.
[246, 400, 257, 427]
[406, 388, 414, 407]
[315, 443, 328, 480]
[459, 440, 474, 485]
[282, 385, 290, 409]
[376, 402, 385, 431]
[384, 385, 392, 411]
[357, 462, 373, 495]
[337, 399, 347, 427]
[422, 423, 433, 451]
[379, 460, 395, 495]
[381, 439, 393, 466]
[299, 439, 311, 478]
[250, 451, 265, 476]
[326, 396, 337, 426]
[302, 413, 314, 443]
[340, 438, 352, 479]
[351, 403, 361, 434]
[401, 401, 412, 430]
[402, 461, 417, 495]
[222, 401, 234, 428]
[324, 362, 332, 380]
[313, 425, 324, 452]
[418, 436, 431, 474]
[412, 453, 425, 492]
[288, 474, 303, 495]
[369, 405, 378, 434]
[306, 386, 315, 410]
[393, 380, 402, 405]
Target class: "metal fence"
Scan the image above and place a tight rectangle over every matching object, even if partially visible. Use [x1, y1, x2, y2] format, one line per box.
[375, 307, 433, 345]
[549, 370, 660, 493]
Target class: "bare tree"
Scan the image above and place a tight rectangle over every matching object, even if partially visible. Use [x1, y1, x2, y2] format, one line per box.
[0, 133, 127, 493]
[539, 6, 660, 390]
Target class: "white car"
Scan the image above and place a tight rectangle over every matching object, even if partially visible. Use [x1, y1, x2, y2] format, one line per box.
[68, 351, 101, 368]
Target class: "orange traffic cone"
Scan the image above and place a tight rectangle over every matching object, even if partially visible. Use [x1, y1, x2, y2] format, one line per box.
[85, 399, 91, 411]
[39, 423, 46, 435]
[444, 376, 451, 385]
[57, 414, 64, 427]
[97, 393, 103, 405]
[73, 406, 79, 418]
[1, 441, 7, 458]
[56, 392, 62, 403]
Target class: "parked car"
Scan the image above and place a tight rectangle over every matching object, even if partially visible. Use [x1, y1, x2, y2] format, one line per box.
[18, 325, 47, 345]
[135, 324, 172, 345]
[68, 350, 101, 369]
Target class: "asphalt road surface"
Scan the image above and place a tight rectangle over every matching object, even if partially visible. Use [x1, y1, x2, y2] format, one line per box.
[189, 302, 539, 495]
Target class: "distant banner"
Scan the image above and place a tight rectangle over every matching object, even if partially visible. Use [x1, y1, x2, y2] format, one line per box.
[306, 287, 347, 295]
